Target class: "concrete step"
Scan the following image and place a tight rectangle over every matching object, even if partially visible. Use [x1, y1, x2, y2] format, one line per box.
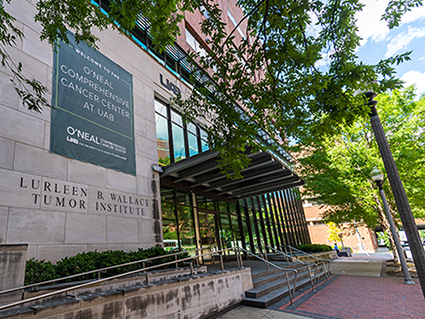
[251, 264, 310, 288]
[243, 264, 329, 308]
[245, 267, 310, 298]
[247, 270, 311, 298]
[242, 275, 313, 308]
[251, 263, 305, 281]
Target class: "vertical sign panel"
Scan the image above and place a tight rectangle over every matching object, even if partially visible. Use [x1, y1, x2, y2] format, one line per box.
[51, 32, 135, 175]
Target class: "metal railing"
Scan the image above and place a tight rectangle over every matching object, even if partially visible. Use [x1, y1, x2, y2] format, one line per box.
[255, 245, 319, 290]
[0, 246, 229, 311]
[0, 245, 310, 311]
[280, 245, 331, 281]
[237, 246, 298, 303]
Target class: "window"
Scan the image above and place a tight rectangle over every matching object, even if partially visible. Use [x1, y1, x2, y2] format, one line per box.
[200, 128, 209, 152]
[187, 122, 199, 156]
[199, 5, 210, 19]
[227, 9, 246, 40]
[171, 110, 186, 162]
[155, 100, 170, 165]
[155, 99, 209, 166]
[185, 29, 207, 58]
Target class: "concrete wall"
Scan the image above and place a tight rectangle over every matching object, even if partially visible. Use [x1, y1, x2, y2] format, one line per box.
[0, 1, 193, 261]
[1, 268, 252, 319]
[0, 244, 27, 291]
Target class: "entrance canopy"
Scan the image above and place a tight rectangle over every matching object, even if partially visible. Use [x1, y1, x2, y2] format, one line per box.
[160, 149, 305, 201]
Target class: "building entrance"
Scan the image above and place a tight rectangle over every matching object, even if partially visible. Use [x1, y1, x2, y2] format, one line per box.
[160, 186, 310, 259]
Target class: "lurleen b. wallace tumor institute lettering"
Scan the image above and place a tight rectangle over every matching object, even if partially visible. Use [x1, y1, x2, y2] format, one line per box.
[51, 31, 136, 175]
[19, 177, 150, 217]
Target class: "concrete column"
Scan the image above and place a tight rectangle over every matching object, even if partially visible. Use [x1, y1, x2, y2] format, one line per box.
[0, 244, 28, 291]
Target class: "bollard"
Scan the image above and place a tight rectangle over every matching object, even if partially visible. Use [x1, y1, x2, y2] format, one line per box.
[220, 252, 224, 271]
[190, 262, 194, 277]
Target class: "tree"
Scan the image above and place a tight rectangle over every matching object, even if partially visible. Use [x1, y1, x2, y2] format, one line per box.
[1, 0, 423, 176]
[326, 222, 342, 246]
[296, 87, 425, 261]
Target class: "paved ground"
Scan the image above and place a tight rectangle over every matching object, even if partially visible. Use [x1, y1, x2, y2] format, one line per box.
[216, 253, 425, 319]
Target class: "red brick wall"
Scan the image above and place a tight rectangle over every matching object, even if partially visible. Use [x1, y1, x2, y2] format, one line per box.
[304, 205, 379, 252]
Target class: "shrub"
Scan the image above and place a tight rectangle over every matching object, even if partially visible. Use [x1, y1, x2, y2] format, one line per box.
[25, 247, 190, 285]
[25, 258, 58, 285]
[297, 244, 332, 253]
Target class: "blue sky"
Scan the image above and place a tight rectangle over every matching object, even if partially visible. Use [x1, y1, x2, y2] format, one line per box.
[355, 0, 425, 96]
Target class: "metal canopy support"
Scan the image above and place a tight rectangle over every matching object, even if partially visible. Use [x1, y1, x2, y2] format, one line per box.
[160, 149, 305, 201]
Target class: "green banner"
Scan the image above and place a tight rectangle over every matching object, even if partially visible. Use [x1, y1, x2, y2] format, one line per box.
[51, 32, 135, 175]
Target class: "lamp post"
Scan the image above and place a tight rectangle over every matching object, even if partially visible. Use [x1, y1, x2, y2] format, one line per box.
[370, 167, 414, 285]
[366, 91, 425, 296]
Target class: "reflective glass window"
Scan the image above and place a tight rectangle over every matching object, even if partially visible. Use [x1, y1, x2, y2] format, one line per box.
[172, 123, 186, 162]
[176, 190, 192, 206]
[200, 129, 208, 151]
[218, 201, 228, 213]
[231, 215, 241, 245]
[187, 122, 197, 134]
[220, 213, 232, 249]
[161, 187, 174, 202]
[188, 132, 199, 156]
[155, 100, 168, 117]
[177, 205, 196, 250]
[196, 195, 206, 209]
[162, 201, 178, 250]
[156, 114, 170, 165]
[171, 109, 183, 126]
[206, 197, 216, 211]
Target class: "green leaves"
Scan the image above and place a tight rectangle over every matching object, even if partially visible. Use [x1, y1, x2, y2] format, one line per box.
[1, 1, 50, 112]
[35, 0, 110, 48]
[1, 0, 422, 171]
[382, 0, 423, 29]
[25, 247, 182, 285]
[297, 88, 425, 228]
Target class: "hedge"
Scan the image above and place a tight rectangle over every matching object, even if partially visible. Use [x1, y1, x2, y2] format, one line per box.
[297, 244, 332, 253]
[25, 247, 189, 285]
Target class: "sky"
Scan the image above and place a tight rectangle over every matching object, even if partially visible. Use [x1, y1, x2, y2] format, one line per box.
[355, 0, 425, 96]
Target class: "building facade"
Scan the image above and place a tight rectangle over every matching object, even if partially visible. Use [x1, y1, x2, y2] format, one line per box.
[303, 202, 379, 252]
[0, 0, 310, 262]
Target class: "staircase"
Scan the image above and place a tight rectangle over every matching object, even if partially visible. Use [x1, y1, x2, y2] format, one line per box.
[240, 246, 331, 308]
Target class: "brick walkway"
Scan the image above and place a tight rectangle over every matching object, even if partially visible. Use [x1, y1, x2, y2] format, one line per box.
[274, 275, 425, 318]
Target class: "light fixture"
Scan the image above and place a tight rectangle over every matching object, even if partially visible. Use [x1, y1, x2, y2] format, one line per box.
[370, 167, 384, 183]
[152, 164, 164, 173]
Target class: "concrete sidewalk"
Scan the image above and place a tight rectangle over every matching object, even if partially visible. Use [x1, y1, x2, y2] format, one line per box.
[215, 253, 425, 319]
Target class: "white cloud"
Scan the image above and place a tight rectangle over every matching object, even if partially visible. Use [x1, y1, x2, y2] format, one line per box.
[400, 4, 425, 24]
[356, 1, 425, 46]
[401, 70, 425, 95]
[356, 0, 390, 45]
[385, 27, 425, 57]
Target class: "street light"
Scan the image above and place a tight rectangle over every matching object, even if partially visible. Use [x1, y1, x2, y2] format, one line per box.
[370, 167, 414, 284]
[366, 92, 425, 295]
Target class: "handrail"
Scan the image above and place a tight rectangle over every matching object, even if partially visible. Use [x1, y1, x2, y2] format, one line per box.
[281, 245, 331, 263]
[0, 246, 215, 297]
[256, 245, 307, 265]
[258, 245, 319, 290]
[0, 247, 235, 311]
[236, 246, 298, 304]
[281, 245, 331, 282]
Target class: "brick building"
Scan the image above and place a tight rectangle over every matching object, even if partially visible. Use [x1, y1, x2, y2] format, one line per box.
[304, 201, 379, 252]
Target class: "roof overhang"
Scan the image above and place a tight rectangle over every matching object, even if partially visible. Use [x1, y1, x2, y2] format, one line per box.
[159, 149, 305, 202]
